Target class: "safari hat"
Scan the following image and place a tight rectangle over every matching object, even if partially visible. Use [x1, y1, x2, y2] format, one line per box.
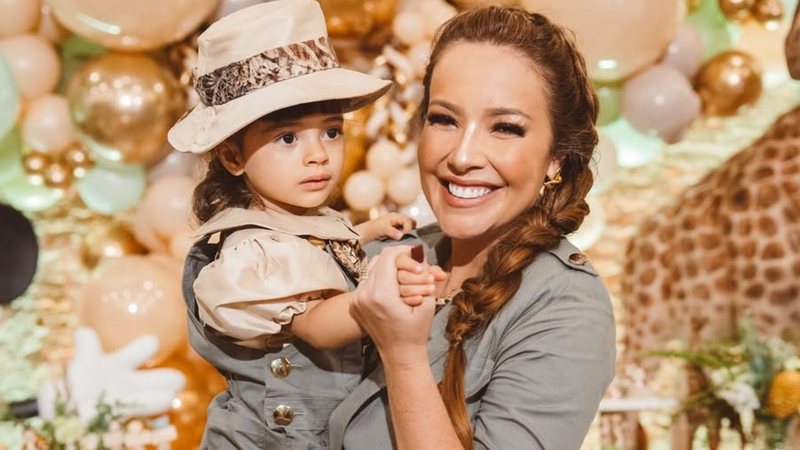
[168, 0, 392, 154]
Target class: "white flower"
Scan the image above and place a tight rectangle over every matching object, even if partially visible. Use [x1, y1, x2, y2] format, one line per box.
[52, 416, 86, 444]
[717, 380, 761, 417]
[0, 421, 25, 450]
[784, 356, 800, 371]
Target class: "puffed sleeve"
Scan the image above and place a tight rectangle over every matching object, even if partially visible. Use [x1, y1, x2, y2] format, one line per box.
[193, 228, 350, 344]
[472, 271, 616, 450]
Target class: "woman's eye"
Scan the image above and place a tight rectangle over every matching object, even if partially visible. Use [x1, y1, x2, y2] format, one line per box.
[427, 113, 456, 127]
[325, 127, 343, 139]
[492, 122, 526, 137]
[277, 133, 296, 144]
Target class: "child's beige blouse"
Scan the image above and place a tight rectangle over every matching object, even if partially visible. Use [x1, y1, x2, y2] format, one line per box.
[190, 207, 362, 349]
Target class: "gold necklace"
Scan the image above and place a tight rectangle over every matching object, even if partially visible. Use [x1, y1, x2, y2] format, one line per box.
[435, 273, 462, 306]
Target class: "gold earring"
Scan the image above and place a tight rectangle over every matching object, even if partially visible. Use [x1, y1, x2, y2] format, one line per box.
[543, 173, 562, 190]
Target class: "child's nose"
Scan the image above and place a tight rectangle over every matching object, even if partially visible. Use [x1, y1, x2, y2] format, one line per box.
[304, 140, 329, 165]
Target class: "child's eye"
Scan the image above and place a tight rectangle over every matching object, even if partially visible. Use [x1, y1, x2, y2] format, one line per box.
[277, 133, 297, 144]
[324, 127, 343, 140]
[426, 113, 456, 127]
[492, 122, 526, 137]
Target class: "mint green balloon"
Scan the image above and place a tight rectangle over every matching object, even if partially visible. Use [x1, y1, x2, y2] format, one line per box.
[76, 163, 146, 214]
[601, 118, 664, 168]
[594, 81, 623, 127]
[687, 0, 737, 60]
[0, 55, 20, 140]
[0, 130, 23, 185]
[0, 172, 62, 212]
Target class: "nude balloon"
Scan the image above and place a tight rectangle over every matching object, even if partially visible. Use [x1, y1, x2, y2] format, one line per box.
[0, 34, 60, 99]
[661, 23, 705, 78]
[21, 94, 75, 155]
[621, 64, 700, 143]
[344, 170, 386, 211]
[80, 256, 187, 366]
[525, 0, 683, 82]
[0, 0, 40, 37]
[141, 175, 196, 239]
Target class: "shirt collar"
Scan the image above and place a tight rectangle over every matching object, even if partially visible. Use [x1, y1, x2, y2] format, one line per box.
[191, 207, 361, 242]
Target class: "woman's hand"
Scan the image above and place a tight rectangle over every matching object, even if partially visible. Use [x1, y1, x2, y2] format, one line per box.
[351, 245, 443, 366]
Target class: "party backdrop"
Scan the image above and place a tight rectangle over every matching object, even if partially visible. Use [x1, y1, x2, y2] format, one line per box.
[0, 0, 799, 448]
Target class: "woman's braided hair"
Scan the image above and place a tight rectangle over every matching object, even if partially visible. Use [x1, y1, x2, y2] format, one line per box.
[417, 7, 599, 448]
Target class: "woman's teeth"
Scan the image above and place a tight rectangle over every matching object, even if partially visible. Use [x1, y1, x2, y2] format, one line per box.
[448, 183, 493, 199]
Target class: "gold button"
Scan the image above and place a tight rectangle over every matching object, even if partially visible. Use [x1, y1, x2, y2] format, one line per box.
[273, 405, 294, 426]
[568, 253, 588, 266]
[270, 357, 292, 378]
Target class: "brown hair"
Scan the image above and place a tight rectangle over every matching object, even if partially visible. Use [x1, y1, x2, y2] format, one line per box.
[419, 7, 599, 448]
[192, 100, 345, 223]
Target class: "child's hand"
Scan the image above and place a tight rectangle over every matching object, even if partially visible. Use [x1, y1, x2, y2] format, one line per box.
[355, 212, 416, 243]
[395, 246, 447, 307]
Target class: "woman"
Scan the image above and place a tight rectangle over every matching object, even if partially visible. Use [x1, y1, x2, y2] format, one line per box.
[337, 7, 615, 450]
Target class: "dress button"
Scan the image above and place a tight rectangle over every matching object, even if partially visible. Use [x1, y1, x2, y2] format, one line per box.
[270, 357, 292, 378]
[273, 405, 294, 426]
[568, 253, 588, 266]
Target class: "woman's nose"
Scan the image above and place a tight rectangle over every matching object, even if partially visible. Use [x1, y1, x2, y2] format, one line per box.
[447, 122, 485, 172]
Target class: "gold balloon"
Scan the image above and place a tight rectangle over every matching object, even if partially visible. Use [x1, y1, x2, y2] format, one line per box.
[80, 222, 147, 269]
[752, 0, 784, 26]
[22, 151, 51, 176]
[48, 0, 219, 51]
[63, 147, 93, 178]
[687, 0, 703, 13]
[43, 161, 72, 189]
[159, 355, 217, 450]
[718, 0, 755, 22]
[67, 53, 185, 166]
[342, 106, 371, 183]
[696, 50, 763, 116]
[319, 0, 396, 41]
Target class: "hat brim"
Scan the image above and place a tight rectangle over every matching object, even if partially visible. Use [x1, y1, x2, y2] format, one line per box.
[168, 68, 392, 154]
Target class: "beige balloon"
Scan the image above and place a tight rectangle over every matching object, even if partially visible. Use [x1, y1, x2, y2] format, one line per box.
[0, 34, 60, 99]
[366, 139, 405, 179]
[523, 0, 683, 82]
[0, 0, 40, 37]
[141, 175, 196, 239]
[67, 53, 185, 166]
[344, 170, 386, 211]
[22, 94, 75, 155]
[48, 0, 219, 51]
[169, 228, 196, 262]
[80, 256, 188, 366]
[132, 206, 170, 253]
[387, 168, 421, 206]
[37, 3, 71, 44]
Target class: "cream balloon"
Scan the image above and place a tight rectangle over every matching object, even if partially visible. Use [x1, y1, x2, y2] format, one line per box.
[524, 0, 683, 82]
[141, 175, 196, 240]
[80, 256, 187, 366]
[386, 168, 421, 206]
[132, 206, 169, 253]
[366, 139, 405, 179]
[0, 34, 60, 99]
[661, 23, 705, 78]
[169, 228, 195, 262]
[343, 170, 386, 211]
[393, 11, 426, 47]
[591, 134, 618, 192]
[21, 94, 75, 155]
[48, 0, 219, 51]
[0, 0, 40, 37]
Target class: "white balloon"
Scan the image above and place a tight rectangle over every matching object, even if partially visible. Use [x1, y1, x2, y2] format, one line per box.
[343, 170, 386, 211]
[367, 138, 404, 179]
[393, 11, 426, 47]
[591, 134, 618, 192]
[399, 193, 436, 228]
[387, 168, 421, 206]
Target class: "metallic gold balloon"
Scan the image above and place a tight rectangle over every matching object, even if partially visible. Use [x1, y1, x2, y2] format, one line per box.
[696, 50, 763, 116]
[687, 0, 703, 13]
[159, 355, 216, 450]
[63, 147, 93, 178]
[80, 222, 147, 269]
[67, 53, 185, 166]
[319, 0, 396, 41]
[22, 151, 51, 176]
[718, 0, 755, 22]
[751, 0, 784, 26]
[42, 161, 72, 189]
[48, 0, 219, 51]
